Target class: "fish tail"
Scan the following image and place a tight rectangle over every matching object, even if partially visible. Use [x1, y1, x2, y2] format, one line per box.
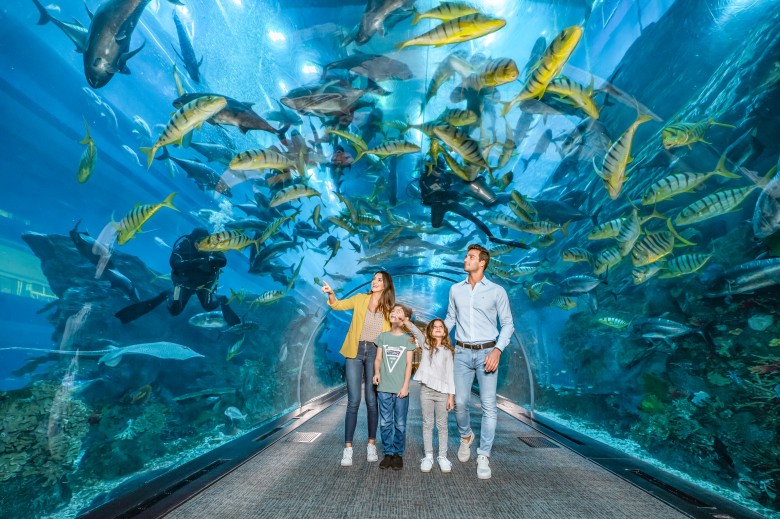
[710, 119, 736, 129]
[411, 9, 422, 25]
[636, 113, 653, 124]
[32, 0, 51, 25]
[139, 146, 157, 169]
[666, 217, 695, 246]
[80, 116, 91, 144]
[714, 154, 740, 179]
[161, 192, 179, 212]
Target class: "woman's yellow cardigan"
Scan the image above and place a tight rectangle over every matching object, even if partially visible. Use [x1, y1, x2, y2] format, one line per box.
[328, 292, 391, 359]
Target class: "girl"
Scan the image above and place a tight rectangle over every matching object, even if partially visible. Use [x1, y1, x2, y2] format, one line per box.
[322, 271, 395, 467]
[409, 318, 456, 473]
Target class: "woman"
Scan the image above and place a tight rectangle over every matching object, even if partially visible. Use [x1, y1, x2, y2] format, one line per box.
[322, 271, 395, 467]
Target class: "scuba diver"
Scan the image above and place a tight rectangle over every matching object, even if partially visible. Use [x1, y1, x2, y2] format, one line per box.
[115, 228, 241, 326]
[418, 159, 530, 250]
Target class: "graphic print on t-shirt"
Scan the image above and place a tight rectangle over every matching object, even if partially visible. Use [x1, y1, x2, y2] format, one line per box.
[383, 345, 406, 373]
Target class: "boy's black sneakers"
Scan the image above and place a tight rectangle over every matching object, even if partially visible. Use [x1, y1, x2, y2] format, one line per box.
[379, 455, 393, 469]
[391, 454, 403, 471]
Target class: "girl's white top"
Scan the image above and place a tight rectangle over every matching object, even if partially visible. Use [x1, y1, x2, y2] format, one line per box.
[409, 325, 456, 395]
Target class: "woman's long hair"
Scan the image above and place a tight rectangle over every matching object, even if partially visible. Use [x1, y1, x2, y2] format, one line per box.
[368, 271, 395, 321]
[425, 319, 454, 356]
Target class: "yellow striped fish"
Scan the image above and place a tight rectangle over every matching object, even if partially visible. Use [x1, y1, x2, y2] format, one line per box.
[354, 214, 382, 227]
[616, 210, 641, 257]
[328, 215, 358, 234]
[439, 147, 480, 181]
[658, 254, 712, 278]
[508, 201, 534, 223]
[334, 192, 358, 221]
[140, 95, 227, 168]
[412, 2, 480, 25]
[326, 129, 367, 153]
[311, 204, 325, 231]
[562, 247, 593, 263]
[588, 218, 625, 240]
[248, 290, 287, 307]
[673, 185, 759, 226]
[595, 113, 653, 200]
[397, 13, 506, 49]
[270, 185, 322, 207]
[593, 246, 622, 275]
[489, 244, 517, 257]
[197, 230, 261, 252]
[424, 52, 473, 107]
[114, 192, 178, 245]
[501, 26, 583, 116]
[631, 264, 664, 284]
[229, 148, 297, 171]
[77, 117, 97, 183]
[433, 124, 488, 169]
[662, 117, 735, 149]
[552, 296, 577, 310]
[631, 231, 675, 266]
[496, 120, 516, 170]
[511, 190, 537, 217]
[451, 58, 519, 101]
[520, 220, 568, 236]
[438, 108, 478, 127]
[525, 281, 551, 301]
[597, 317, 631, 329]
[258, 215, 295, 243]
[357, 140, 421, 161]
[545, 77, 599, 119]
[531, 234, 556, 248]
[641, 155, 740, 205]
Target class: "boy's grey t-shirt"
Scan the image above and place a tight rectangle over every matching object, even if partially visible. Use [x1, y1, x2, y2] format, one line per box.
[376, 331, 416, 394]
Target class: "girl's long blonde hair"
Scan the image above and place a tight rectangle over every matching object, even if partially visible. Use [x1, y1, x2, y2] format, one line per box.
[425, 319, 454, 356]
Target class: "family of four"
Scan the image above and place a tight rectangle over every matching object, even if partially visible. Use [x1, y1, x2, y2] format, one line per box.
[321, 244, 514, 480]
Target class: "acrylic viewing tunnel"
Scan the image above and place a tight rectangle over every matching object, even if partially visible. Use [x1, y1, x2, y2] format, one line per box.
[1, 0, 779, 517]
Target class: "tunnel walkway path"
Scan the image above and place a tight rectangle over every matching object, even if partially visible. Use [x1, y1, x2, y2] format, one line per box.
[164, 384, 687, 518]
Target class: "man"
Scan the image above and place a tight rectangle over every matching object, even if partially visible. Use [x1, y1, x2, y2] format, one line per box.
[115, 228, 240, 326]
[444, 244, 514, 480]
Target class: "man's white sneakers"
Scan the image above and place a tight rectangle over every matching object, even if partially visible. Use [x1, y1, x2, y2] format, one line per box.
[458, 433, 475, 462]
[476, 454, 491, 479]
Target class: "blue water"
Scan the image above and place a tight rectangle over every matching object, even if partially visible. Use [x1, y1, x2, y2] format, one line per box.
[1, 0, 779, 517]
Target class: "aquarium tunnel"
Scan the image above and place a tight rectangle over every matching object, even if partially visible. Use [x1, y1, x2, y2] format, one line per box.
[1, 0, 780, 517]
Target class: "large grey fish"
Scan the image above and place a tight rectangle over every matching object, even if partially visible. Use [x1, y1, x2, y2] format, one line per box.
[631, 318, 711, 346]
[0, 342, 204, 367]
[353, 0, 416, 46]
[188, 311, 228, 329]
[69, 221, 139, 300]
[159, 149, 232, 196]
[172, 11, 202, 83]
[83, 0, 151, 88]
[324, 52, 413, 81]
[558, 274, 604, 295]
[753, 169, 780, 240]
[173, 94, 286, 139]
[704, 258, 780, 297]
[31, 0, 89, 52]
[188, 141, 234, 165]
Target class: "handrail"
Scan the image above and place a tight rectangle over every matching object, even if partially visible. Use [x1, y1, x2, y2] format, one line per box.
[296, 272, 535, 411]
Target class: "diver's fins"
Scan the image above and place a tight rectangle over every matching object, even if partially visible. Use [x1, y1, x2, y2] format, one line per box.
[115, 291, 167, 324]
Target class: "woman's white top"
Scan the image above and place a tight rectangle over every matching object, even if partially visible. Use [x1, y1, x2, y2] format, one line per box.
[409, 325, 456, 395]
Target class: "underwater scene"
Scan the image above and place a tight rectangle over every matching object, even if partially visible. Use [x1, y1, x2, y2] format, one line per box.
[1, 0, 779, 516]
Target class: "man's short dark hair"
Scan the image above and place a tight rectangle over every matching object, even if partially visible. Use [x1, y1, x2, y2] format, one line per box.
[468, 244, 490, 270]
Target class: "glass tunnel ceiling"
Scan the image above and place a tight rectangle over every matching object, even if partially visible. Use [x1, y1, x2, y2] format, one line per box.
[1, 0, 780, 517]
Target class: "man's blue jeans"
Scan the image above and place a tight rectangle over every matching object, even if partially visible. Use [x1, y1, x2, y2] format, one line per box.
[344, 341, 378, 444]
[454, 346, 498, 457]
[377, 391, 410, 455]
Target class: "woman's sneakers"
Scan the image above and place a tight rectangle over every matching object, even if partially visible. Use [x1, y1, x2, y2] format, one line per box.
[458, 433, 475, 462]
[340, 447, 353, 467]
[437, 456, 452, 473]
[367, 443, 378, 462]
[420, 455, 434, 473]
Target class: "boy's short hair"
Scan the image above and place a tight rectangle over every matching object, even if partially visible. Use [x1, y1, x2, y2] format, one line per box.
[394, 303, 413, 319]
[468, 244, 490, 270]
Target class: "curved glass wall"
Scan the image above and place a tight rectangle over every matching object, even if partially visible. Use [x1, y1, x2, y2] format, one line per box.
[1, 0, 779, 517]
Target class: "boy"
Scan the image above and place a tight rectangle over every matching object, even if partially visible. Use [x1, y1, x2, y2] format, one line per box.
[373, 304, 416, 470]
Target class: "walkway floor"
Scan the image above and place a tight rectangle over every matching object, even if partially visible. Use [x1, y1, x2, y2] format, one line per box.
[164, 384, 687, 518]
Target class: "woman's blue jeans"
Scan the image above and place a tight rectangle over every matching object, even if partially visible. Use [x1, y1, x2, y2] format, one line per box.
[344, 341, 378, 444]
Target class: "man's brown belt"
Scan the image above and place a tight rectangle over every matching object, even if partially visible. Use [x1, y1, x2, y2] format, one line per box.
[456, 340, 496, 350]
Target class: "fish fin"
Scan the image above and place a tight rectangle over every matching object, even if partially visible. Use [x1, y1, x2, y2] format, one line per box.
[83, 0, 94, 20]
[161, 192, 178, 211]
[32, 0, 51, 25]
[714, 154, 740, 179]
[139, 146, 157, 169]
[101, 355, 121, 367]
[710, 121, 736, 129]
[80, 117, 91, 144]
[666, 218, 695, 246]
[116, 40, 146, 74]
[182, 130, 193, 148]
